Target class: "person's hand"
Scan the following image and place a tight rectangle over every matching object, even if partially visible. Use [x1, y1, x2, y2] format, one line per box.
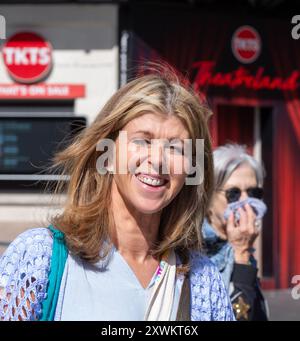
[226, 203, 259, 264]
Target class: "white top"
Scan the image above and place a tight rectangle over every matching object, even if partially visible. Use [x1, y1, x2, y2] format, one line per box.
[57, 246, 183, 321]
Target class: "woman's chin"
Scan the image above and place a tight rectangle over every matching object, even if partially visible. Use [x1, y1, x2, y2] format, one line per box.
[133, 200, 164, 215]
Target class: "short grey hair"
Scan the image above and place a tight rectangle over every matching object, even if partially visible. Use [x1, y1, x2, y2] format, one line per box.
[213, 144, 265, 190]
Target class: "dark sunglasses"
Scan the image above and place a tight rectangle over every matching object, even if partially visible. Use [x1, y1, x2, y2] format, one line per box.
[220, 187, 264, 204]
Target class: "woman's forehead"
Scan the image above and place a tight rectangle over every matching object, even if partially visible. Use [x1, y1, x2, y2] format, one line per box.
[123, 112, 190, 139]
[225, 164, 257, 188]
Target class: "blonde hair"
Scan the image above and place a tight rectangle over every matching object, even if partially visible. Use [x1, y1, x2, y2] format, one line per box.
[50, 69, 214, 271]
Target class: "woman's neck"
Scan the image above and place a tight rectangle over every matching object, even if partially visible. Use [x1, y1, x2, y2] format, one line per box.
[110, 181, 161, 264]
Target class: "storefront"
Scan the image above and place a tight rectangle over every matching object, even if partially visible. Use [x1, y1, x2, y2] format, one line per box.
[0, 3, 118, 252]
[120, 5, 300, 289]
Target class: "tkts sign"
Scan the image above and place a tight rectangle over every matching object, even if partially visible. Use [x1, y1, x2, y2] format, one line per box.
[231, 26, 261, 64]
[0, 31, 86, 99]
[2, 32, 52, 83]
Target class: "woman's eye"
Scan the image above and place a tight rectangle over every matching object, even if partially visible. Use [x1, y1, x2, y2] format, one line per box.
[132, 139, 150, 145]
[167, 145, 183, 154]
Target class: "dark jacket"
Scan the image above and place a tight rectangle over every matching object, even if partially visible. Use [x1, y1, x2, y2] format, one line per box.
[203, 219, 268, 321]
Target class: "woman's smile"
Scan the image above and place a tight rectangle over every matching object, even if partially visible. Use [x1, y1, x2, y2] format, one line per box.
[134, 173, 169, 192]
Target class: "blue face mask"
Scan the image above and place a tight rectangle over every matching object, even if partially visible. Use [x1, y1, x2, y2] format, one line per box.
[223, 197, 267, 224]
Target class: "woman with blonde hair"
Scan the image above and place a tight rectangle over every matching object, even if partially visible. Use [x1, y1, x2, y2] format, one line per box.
[0, 69, 234, 321]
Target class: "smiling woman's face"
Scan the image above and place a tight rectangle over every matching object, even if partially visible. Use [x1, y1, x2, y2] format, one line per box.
[111, 112, 191, 214]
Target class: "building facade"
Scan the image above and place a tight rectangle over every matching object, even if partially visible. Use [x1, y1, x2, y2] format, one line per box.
[0, 3, 118, 253]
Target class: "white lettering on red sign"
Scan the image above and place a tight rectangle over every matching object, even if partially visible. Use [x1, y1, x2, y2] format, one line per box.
[2, 32, 52, 83]
[231, 26, 261, 64]
[3, 47, 51, 65]
[0, 84, 85, 99]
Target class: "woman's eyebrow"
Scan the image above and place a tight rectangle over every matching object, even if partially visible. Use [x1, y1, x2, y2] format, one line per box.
[131, 130, 185, 142]
[131, 130, 153, 137]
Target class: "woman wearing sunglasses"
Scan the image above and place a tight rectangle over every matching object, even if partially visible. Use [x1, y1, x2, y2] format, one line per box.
[203, 144, 268, 321]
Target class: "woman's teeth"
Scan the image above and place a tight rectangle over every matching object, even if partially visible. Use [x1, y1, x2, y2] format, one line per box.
[137, 175, 166, 187]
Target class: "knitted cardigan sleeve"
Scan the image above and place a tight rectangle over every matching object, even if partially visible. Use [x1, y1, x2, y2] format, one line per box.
[0, 228, 53, 321]
[190, 252, 236, 321]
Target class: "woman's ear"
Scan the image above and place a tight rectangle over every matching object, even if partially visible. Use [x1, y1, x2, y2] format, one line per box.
[207, 209, 213, 224]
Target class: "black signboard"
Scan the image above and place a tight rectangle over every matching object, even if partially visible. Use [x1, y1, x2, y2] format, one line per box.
[0, 116, 86, 178]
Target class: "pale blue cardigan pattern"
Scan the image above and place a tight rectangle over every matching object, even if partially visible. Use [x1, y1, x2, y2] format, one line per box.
[0, 228, 235, 321]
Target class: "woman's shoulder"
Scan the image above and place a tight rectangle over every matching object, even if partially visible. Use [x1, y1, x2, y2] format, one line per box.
[189, 251, 235, 321]
[189, 251, 220, 277]
[2, 227, 53, 259]
[189, 251, 229, 294]
[0, 227, 53, 286]
[0, 227, 54, 320]
[11, 226, 53, 244]
[189, 251, 225, 298]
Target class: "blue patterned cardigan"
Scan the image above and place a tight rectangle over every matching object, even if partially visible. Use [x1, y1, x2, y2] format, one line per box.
[0, 228, 235, 321]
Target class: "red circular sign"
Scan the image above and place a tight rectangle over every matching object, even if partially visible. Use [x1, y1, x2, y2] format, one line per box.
[231, 26, 261, 64]
[2, 32, 52, 84]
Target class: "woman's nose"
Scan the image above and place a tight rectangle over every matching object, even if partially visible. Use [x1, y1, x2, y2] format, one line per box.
[148, 142, 165, 172]
[240, 190, 249, 201]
